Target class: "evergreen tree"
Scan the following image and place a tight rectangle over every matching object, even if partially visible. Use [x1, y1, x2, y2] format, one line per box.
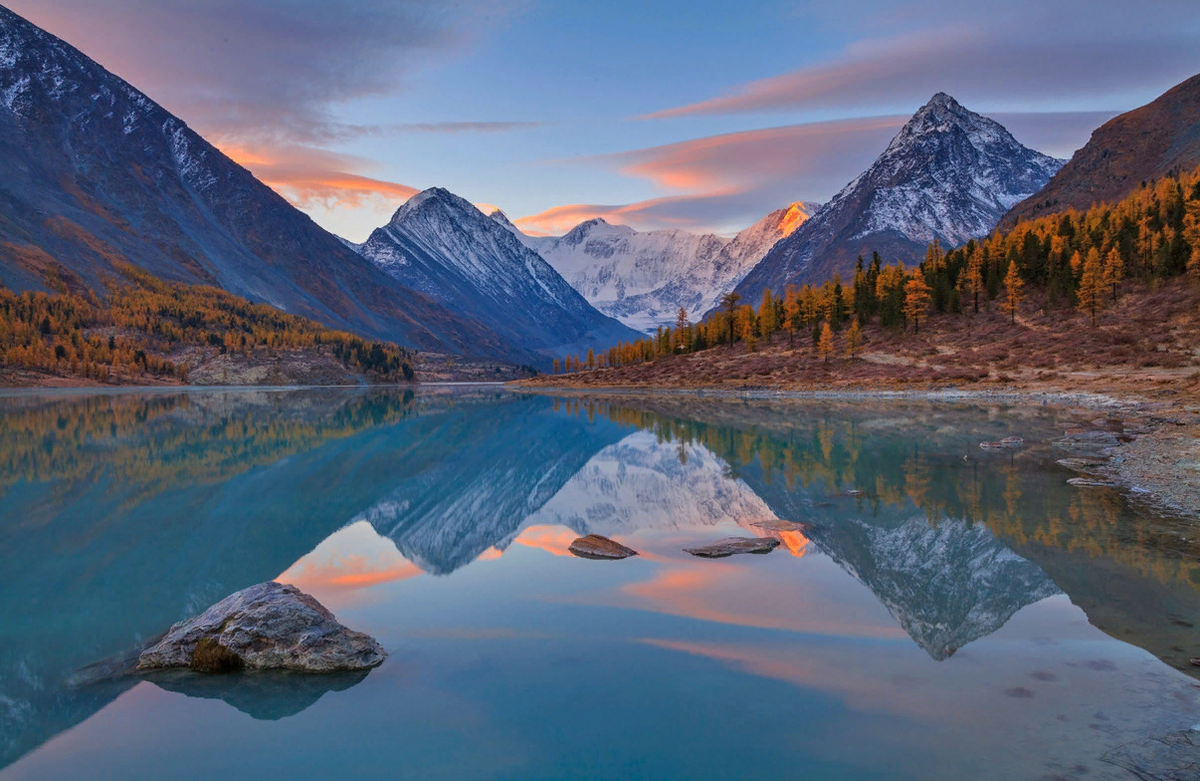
[720, 291, 741, 346]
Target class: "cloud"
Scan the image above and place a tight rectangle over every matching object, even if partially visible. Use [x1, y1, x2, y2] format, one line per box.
[642, 23, 1200, 120]
[222, 144, 419, 210]
[8, 0, 513, 145]
[392, 121, 545, 134]
[516, 110, 1107, 235]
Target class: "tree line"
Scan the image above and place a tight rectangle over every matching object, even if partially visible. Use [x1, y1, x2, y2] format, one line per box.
[553, 164, 1200, 372]
[0, 262, 416, 382]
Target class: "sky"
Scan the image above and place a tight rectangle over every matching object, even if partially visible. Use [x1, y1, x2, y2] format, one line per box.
[9, 0, 1200, 239]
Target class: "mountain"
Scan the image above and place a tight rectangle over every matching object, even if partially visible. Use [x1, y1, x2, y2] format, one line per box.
[733, 93, 1064, 301]
[498, 204, 814, 333]
[1003, 73, 1200, 226]
[0, 6, 514, 361]
[355, 188, 643, 361]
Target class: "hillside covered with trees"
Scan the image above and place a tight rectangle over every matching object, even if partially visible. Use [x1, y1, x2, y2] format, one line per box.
[536, 165, 1200, 395]
[0, 263, 416, 386]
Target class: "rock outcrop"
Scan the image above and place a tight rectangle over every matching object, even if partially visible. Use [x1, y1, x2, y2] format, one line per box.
[568, 534, 639, 560]
[137, 582, 386, 673]
[683, 537, 781, 558]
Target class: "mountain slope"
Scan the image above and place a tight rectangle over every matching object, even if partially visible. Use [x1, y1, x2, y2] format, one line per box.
[734, 94, 1063, 300]
[356, 188, 643, 361]
[0, 6, 514, 361]
[1003, 73, 1200, 226]
[500, 204, 813, 333]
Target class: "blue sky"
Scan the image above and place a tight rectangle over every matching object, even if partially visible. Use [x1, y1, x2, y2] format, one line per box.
[10, 0, 1200, 238]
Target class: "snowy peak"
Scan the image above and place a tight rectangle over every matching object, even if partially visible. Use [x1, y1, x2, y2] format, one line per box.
[352, 187, 642, 360]
[733, 94, 1064, 300]
[510, 207, 806, 333]
[488, 208, 517, 231]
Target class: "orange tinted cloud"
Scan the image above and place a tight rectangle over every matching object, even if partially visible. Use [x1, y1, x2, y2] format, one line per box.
[278, 552, 424, 591]
[222, 143, 419, 210]
[513, 525, 582, 558]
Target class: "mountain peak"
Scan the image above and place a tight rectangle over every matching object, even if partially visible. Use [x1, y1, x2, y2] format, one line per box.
[389, 187, 476, 225]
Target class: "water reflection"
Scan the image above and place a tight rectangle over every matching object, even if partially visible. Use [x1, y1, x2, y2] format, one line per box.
[1, 389, 1198, 778]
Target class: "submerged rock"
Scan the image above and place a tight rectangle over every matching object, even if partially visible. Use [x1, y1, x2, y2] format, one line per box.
[748, 519, 810, 533]
[1067, 477, 1121, 488]
[980, 436, 1024, 451]
[568, 534, 638, 560]
[137, 581, 386, 673]
[1101, 729, 1200, 780]
[683, 537, 781, 558]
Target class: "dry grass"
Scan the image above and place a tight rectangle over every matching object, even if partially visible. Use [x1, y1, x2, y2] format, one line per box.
[522, 279, 1200, 401]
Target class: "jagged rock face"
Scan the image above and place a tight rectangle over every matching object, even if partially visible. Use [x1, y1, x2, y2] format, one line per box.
[1003, 72, 1200, 226]
[500, 205, 813, 333]
[735, 93, 1064, 300]
[0, 7, 510, 360]
[137, 582, 386, 673]
[355, 188, 642, 362]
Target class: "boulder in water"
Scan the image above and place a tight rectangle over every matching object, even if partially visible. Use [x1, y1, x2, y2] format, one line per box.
[568, 534, 638, 560]
[684, 537, 781, 558]
[137, 581, 386, 673]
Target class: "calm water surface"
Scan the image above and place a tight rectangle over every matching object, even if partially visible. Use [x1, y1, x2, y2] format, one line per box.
[1, 388, 1198, 780]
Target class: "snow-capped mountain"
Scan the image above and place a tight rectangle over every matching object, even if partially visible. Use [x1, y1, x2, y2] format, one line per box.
[496, 204, 814, 333]
[807, 515, 1060, 660]
[734, 93, 1064, 300]
[525, 430, 779, 534]
[0, 6, 513, 361]
[355, 188, 643, 362]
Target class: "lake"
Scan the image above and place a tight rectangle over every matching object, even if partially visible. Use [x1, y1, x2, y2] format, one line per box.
[1, 387, 1198, 780]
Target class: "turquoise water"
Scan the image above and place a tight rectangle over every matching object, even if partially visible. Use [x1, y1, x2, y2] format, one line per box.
[1, 388, 1198, 780]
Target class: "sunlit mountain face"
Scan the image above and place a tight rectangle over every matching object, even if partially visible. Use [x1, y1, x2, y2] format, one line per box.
[3, 388, 1199, 779]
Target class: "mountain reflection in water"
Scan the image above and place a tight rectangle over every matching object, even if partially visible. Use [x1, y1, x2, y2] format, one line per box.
[1, 388, 1198, 779]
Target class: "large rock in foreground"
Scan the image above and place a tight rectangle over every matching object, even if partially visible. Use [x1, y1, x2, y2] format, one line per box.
[684, 537, 781, 558]
[569, 534, 639, 560]
[137, 582, 386, 673]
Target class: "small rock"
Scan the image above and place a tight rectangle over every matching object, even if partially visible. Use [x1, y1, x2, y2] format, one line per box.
[1000, 436, 1024, 447]
[1064, 430, 1121, 447]
[1067, 477, 1121, 488]
[981, 436, 1024, 450]
[844, 488, 864, 496]
[568, 534, 638, 560]
[1057, 457, 1108, 473]
[138, 581, 386, 673]
[684, 537, 781, 558]
[1190, 657, 1200, 667]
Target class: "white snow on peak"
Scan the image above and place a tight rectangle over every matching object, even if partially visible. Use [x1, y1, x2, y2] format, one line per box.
[502, 203, 816, 333]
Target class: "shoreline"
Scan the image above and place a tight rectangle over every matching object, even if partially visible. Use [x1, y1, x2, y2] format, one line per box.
[514, 383, 1200, 522]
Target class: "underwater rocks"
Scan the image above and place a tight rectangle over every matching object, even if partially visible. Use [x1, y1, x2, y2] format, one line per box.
[684, 537, 781, 558]
[137, 581, 386, 673]
[568, 534, 639, 560]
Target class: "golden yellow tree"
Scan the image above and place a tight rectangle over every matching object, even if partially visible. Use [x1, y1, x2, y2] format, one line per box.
[818, 321, 834, 363]
[586, 347, 595, 369]
[962, 252, 984, 313]
[738, 304, 757, 351]
[903, 274, 931, 333]
[758, 289, 777, 340]
[1184, 200, 1200, 280]
[1102, 247, 1124, 301]
[1002, 261, 1024, 324]
[1077, 248, 1104, 325]
[845, 318, 863, 360]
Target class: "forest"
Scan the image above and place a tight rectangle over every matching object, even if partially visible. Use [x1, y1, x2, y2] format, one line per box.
[0, 262, 416, 384]
[556, 165, 1200, 373]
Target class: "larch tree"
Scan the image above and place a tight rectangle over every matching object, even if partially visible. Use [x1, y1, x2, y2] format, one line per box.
[720, 291, 741, 346]
[586, 347, 595, 370]
[552, 357, 560, 374]
[903, 274, 931, 333]
[1077, 248, 1104, 325]
[738, 305, 757, 351]
[845, 318, 863, 360]
[817, 322, 834, 363]
[758, 289, 777, 339]
[1002, 261, 1024, 324]
[1102, 247, 1125, 301]
[1184, 200, 1200, 280]
[962, 252, 984, 313]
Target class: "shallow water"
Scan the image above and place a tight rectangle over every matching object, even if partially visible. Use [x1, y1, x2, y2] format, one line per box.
[1, 388, 1198, 780]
